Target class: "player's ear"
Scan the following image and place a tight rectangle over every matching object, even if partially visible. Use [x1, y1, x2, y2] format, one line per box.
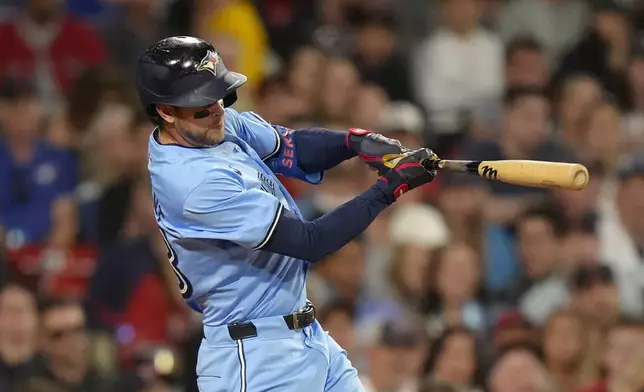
[156, 104, 176, 124]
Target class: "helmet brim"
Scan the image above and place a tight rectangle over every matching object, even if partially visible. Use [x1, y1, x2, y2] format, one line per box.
[138, 68, 247, 109]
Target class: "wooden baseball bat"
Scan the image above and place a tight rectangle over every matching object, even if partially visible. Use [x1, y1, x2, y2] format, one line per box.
[425, 159, 590, 190]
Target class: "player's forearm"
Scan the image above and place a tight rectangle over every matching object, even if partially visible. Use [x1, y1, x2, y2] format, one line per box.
[292, 128, 356, 173]
[262, 181, 394, 262]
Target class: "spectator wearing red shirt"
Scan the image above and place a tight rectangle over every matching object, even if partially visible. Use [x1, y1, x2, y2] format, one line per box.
[0, 0, 107, 114]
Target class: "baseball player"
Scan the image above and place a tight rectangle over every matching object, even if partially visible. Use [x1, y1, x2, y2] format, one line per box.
[135, 36, 437, 392]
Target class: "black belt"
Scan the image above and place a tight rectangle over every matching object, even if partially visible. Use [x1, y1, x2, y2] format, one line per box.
[227, 303, 316, 340]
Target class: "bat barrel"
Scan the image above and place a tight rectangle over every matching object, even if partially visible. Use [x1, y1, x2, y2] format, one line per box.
[425, 158, 590, 191]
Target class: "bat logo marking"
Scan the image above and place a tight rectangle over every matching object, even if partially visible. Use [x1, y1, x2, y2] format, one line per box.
[480, 165, 498, 180]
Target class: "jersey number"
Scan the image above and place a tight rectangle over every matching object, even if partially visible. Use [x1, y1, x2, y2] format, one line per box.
[159, 228, 193, 299]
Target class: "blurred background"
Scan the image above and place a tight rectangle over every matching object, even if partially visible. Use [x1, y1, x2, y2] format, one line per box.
[1, 0, 644, 391]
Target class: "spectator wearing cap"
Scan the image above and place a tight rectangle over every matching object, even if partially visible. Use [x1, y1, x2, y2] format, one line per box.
[378, 101, 427, 149]
[360, 319, 427, 392]
[422, 327, 483, 392]
[489, 310, 535, 355]
[0, 0, 107, 114]
[551, 0, 632, 110]
[597, 153, 644, 317]
[0, 79, 78, 250]
[357, 203, 449, 330]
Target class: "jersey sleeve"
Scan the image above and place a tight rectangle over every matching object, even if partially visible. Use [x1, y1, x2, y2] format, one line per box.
[226, 108, 280, 160]
[182, 171, 283, 249]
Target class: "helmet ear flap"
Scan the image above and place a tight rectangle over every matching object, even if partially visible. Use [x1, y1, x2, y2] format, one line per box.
[222, 91, 238, 108]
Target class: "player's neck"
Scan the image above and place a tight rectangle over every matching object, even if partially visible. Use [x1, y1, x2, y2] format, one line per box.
[158, 126, 189, 147]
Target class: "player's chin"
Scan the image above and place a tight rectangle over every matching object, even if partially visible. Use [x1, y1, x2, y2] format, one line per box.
[206, 124, 225, 143]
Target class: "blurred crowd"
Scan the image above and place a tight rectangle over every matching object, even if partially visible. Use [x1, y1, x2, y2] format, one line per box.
[1, 0, 644, 392]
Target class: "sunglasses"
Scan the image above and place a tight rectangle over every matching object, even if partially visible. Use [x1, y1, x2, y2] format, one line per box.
[48, 325, 85, 341]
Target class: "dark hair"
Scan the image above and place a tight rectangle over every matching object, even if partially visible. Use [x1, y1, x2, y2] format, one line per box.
[505, 36, 544, 63]
[423, 327, 483, 385]
[37, 296, 81, 316]
[503, 86, 547, 107]
[422, 242, 483, 314]
[569, 264, 615, 290]
[610, 316, 644, 331]
[354, 12, 396, 31]
[515, 202, 569, 238]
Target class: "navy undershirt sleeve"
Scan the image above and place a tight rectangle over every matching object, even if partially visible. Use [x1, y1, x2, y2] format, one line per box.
[261, 181, 395, 262]
[293, 128, 356, 173]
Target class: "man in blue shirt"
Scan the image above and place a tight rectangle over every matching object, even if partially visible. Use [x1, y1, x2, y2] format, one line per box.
[135, 36, 437, 392]
[0, 79, 77, 250]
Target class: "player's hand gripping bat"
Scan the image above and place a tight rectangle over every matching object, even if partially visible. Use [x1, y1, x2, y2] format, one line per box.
[422, 158, 590, 191]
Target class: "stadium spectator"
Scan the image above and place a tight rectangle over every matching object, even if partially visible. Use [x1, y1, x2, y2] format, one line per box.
[542, 309, 595, 392]
[423, 243, 486, 337]
[361, 319, 427, 392]
[498, 0, 589, 66]
[0, 284, 38, 392]
[505, 204, 570, 326]
[23, 297, 118, 392]
[487, 345, 555, 392]
[422, 327, 482, 392]
[552, 0, 632, 109]
[0, 79, 78, 250]
[504, 37, 550, 90]
[598, 154, 644, 317]
[578, 317, 644, 392]
[0, 0, 106, 114]
[413, 0, 504, 134]
[352, 14, 414, 102]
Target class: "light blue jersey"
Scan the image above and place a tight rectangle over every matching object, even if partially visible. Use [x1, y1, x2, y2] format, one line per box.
[148, 108, 308, 326]
[148, 108, 364, 392]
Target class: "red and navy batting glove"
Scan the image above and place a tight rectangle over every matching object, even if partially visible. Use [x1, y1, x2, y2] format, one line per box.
[380, 148, 438, 200]
[346, 128, 412, 176]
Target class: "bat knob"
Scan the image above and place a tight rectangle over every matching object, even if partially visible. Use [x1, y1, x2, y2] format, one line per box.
[571, 165, 590, 190]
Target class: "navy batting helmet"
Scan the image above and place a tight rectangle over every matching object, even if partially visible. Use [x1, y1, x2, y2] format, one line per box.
[136, 36, 247, 124]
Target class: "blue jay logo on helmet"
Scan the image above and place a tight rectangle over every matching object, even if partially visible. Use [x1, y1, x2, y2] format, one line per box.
[197, 50, 220, 75]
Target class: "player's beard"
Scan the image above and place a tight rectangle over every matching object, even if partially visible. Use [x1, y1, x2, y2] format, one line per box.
[179, 123, 225, 147]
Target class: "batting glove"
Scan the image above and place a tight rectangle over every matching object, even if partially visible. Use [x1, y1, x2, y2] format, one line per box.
[346, 128, 412, 176]
[380, 148, 438, 200]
